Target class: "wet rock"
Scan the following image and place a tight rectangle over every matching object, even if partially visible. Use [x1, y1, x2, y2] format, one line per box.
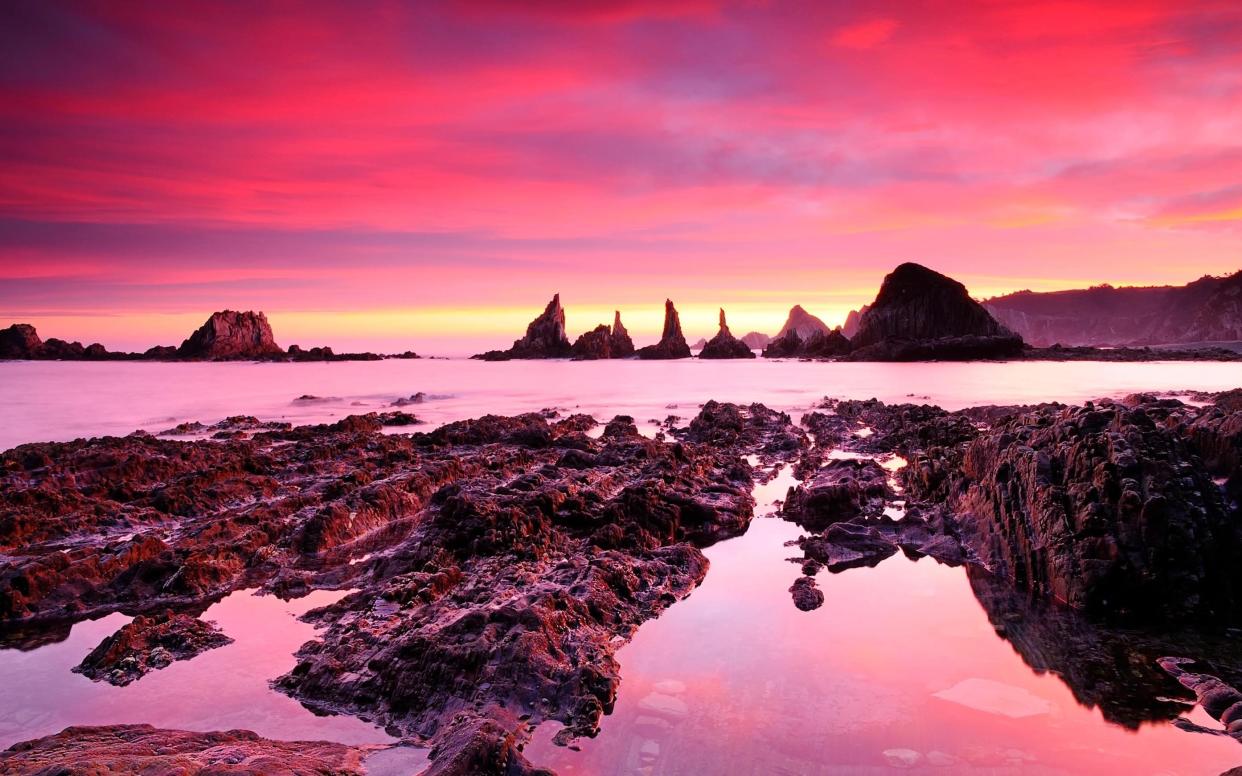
[177, 310, 286, 360]
[846, 263, 1024, 361]
[73, 611, 233, 686]
[698, 309, 755, 359]
[800, 521, 899, 572]
[0, 725, 370, 774]
[636, 300, 691, 360]
[1, 403, 784, 772]
[789, 575, 824, 611]
[782, 458, 892, 529]
[473, 295, 572, 360]
[929, 398, 1242, 624]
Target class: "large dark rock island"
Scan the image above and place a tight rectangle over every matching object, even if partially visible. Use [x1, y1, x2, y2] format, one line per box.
[473, 294, 573, 361]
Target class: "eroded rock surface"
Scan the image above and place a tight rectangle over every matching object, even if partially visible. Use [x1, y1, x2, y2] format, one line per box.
[73, 611, 233, 686]
[0, 724, 370, 775]
[0, 403, 803, 771]
[177, 310, 286, 360]
[698, 310, 755, 359]
[474, 295, 572, 360]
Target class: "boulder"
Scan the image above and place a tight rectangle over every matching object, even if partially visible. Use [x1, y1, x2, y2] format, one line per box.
[0, 323, 43, 359]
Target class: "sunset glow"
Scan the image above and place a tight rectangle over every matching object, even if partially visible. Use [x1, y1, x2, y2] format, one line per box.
[3, 0, 1241, 352]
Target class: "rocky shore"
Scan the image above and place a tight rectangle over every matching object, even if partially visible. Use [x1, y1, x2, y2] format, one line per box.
[1, 311, 419, 363]
[1, 389, 1240, 771]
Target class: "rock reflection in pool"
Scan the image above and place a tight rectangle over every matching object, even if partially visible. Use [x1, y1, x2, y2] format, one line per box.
[525, 518, 1242, 775]
[0, 588, 399, 750]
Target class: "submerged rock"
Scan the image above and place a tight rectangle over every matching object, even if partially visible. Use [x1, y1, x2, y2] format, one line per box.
[698, 309, 755, 359]
[73, 611, 233, 686]
[636, 300, 691, 360]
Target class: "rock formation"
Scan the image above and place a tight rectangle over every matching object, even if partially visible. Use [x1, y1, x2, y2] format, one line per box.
[846, 263, 1024, 360]
[570, 311, 635, 359]
[73, 612, 233, 686]
[762, 327, 852, 359]
[902, 396, 1242, 624]
[774, 305, 831, 340]
[0, 324, 43, 359]
[177, 310, 285, 360]
[740, 331, 771, 349]
[698, 309, 756, 359]
[0, 725, 374, 774]
[473, 294, 572, 360]
[0, 403, 802, 771]
[841, 305, 868, 339]
[636, 299, 691, 359]
[985, 270, 1242, 347]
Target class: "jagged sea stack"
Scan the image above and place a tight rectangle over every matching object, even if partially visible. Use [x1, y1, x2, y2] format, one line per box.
[636, 300, 692, 359]
[570, 310, 636, 359]
[177, 310, 285, 360]
[699, 309, 756, 359]
[846, 263, 1024, 361]
[473, 294, 573, 360]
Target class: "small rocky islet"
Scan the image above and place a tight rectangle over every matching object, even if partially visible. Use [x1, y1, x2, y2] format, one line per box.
[1, 387, 1241, 772]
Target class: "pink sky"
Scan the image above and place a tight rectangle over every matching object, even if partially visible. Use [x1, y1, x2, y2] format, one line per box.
[2, 0, 1241, 353]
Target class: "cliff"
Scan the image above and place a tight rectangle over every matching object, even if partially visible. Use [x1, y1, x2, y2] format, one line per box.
[636, 300, 692, 359]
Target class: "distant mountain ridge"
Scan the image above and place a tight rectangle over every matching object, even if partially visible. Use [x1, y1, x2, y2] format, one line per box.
[984, 271, 1242, 347]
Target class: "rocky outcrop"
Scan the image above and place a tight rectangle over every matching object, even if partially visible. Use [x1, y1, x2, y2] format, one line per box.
[698, 309, 756, 359]
[73, 612, 233, 686]
[782, 458, 892, 529]
[985, 270, 1242, 347]
[176, 310, 285, 360]
[569, 311, 635, 360]
[762, 327, 852, 359]
[0, 725, 371, 774]
[774, 305, 831, 340]
[0, 324, 41, 359]
[905, 397, 1242, 624]
[636, 299, 691, 359]
[847, 263, 1024, 361]
[0, 403, 803, 771]
[473, 295, 572, 360]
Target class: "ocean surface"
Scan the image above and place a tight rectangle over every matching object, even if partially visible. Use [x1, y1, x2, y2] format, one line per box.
[2, 358, 1242, 774]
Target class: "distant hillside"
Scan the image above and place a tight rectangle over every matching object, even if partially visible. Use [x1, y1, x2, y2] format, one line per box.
[984, 271, 1242, 347]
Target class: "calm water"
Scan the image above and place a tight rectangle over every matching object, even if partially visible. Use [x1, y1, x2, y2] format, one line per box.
[1, 359, 1241, 774]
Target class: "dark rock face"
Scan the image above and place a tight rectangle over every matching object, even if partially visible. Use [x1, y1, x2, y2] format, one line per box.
[907, 397, 1242, 624]
[73, 612, 233, 686]
[762, 327, 852, 359]
[847, 263, 1024, 360]
[782, 458, 891, 529]
[841, 305, 868, 339]
[0, 403, 801, 771]
[569, 311, 635, 360]
[0, 324, 42, 359]
[0, 725, 370, 774]
[177, 310, 285, 360]
[774, 305, 830, 340]
[474, 295, 572, 360]
[636, 300, 691, 360]
[698, 309, 755, 359]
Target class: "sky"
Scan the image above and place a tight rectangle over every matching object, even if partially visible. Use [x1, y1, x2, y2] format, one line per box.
[2, 0, 1242, 353]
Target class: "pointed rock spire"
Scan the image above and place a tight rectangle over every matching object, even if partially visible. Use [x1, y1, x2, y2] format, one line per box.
[637, 300, 691, 359]
[473, 294, 572, 360]
[700, 307, 755, 359]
